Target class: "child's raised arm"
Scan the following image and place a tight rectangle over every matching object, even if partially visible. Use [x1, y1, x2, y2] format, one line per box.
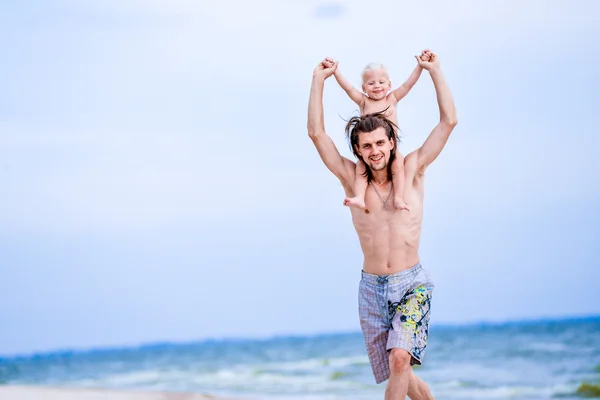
[390, 62, 423, 103]
[323, 59, 364, 107]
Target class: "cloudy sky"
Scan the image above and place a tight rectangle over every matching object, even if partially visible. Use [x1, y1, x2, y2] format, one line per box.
[1, 0, 599, 356]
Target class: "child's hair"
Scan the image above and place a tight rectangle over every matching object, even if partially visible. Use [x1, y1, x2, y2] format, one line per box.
[361, 63, 389, 81]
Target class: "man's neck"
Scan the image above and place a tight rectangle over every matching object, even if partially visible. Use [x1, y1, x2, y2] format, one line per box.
[371, 170, 389, 185]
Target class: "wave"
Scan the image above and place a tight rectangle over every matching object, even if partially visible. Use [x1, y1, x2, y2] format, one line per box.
[253, 355, 369, 371]
[59, 361, 369, 394]
[525, 342, 568, 352]
[433, 383, 577, 399]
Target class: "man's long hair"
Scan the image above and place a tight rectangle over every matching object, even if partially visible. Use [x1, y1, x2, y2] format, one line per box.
[344, 107, 400, 183]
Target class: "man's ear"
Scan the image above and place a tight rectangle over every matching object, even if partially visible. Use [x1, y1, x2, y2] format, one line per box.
[354, 144, 362, 157]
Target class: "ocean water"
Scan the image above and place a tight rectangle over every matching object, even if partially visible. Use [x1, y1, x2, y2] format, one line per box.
[1, 318, 599, 399]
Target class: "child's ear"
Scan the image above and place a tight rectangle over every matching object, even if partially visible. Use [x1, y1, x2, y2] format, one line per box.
[361, 84, 366, 93]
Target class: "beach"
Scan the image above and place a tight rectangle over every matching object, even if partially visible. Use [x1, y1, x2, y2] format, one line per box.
[1, 317, 599, 400]
[0, 386, 245, 399]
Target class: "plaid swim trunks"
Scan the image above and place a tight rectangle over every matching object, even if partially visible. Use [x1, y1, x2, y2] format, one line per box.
[358, 263, 434, 384]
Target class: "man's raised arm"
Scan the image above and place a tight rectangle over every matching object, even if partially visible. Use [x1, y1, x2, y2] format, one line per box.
[416, 51, 458, 172]
[308, 60, 354, 186]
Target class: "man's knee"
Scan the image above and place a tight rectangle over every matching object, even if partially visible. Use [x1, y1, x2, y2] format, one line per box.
[389, 348, 412, 376]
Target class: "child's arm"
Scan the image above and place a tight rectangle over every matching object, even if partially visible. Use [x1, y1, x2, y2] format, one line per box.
[390, 63, 423, 103]
[333, 67, 365, 107]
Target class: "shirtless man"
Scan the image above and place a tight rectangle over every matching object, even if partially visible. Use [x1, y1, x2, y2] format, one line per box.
[307, 50, 457, 399]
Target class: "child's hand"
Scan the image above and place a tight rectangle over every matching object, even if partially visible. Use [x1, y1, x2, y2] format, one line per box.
[415, 49, 438, 71]
[322, 57, 335, 69]
[314, 58, 338, 79]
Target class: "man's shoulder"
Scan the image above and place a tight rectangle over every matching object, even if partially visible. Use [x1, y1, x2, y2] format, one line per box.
[403, 150, 418, 166]
[339, 164, 357, 197]
[335, 156, 357, 192]
[403, 151, 424, 179]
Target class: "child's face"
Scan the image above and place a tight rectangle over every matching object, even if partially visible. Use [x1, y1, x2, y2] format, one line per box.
[362, 70, 391, 100]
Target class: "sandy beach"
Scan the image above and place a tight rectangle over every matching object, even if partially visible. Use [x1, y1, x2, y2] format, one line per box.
[0, 386, 246, 400]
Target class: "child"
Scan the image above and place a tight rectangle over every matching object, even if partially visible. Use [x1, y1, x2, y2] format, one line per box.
[322, 54, 427, 212]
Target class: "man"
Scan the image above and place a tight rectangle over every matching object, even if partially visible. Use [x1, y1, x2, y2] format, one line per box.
[307, 50, 457, 399]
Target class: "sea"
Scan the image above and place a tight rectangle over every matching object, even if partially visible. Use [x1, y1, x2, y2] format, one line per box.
[1, 317, 599, 400]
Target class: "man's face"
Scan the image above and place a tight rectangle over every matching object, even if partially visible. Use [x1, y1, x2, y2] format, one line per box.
[355, 127, 394, 171]
[362, 69, 392, 100]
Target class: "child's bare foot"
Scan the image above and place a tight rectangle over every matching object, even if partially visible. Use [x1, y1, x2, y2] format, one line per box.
[394, 197, 410, 211]
[344, 196, 366, 210]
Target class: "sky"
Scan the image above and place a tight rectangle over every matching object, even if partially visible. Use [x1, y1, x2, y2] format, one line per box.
[1, 0, 599, 357]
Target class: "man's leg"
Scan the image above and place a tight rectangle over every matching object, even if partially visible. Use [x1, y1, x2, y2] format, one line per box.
[407, 368, 434, 400]
[384, 349, 434, 400]
[384, 349, 411, 400]
[386, 266, 435, 399]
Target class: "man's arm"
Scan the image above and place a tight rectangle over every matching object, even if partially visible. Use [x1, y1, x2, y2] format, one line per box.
[308, 63, 355, 187]
[416, 52, 458, 172]
[333, 68, 365, 107]
[390, 64, 423, 103]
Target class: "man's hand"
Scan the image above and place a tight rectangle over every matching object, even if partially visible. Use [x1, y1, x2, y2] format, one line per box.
[314, 58, 338, 80]
[415, 49, 440, 72]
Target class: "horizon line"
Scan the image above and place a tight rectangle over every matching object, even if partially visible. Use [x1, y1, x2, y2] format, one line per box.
[1, 313, 598, 361]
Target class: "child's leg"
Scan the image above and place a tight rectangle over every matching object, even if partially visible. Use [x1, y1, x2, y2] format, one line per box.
[392, 154, 409, 211]
[343, 159, 367, 210]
